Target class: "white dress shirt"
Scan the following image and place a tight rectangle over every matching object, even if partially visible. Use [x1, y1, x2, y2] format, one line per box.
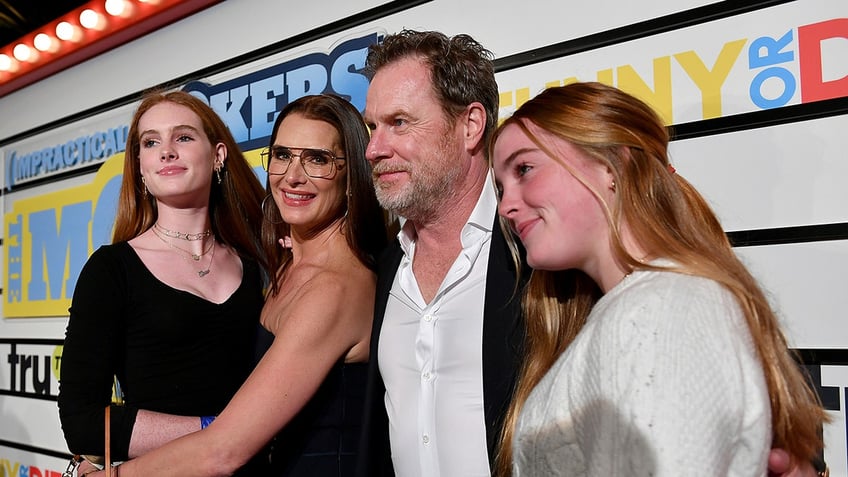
[378, 174, 498, 477]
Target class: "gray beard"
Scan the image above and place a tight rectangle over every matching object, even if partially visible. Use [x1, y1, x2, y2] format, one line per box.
[375, 161, 463, 224]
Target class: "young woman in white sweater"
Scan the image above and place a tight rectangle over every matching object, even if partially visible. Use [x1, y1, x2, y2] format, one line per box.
[491, 82, 827, 477]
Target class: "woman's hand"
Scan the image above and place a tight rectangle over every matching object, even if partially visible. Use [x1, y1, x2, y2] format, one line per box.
[767, 448, 825, 477]
[76, 459, 101, 476]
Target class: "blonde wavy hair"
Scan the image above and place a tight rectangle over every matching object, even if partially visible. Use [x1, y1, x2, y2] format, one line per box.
[493, 82, 827, 475]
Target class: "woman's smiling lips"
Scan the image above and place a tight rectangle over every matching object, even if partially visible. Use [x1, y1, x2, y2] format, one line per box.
[157, 165, 187, 176]
[513, 217, 540, 241]
[281, 189, 316, 206]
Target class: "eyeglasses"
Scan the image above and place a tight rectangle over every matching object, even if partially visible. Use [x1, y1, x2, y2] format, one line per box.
[261, 146, 346, 178]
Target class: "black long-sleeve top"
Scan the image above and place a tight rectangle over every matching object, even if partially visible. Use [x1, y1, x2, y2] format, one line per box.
[58, 241, 262, 460]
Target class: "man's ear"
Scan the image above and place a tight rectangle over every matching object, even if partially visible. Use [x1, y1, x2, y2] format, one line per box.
[463, 102, 487, 154]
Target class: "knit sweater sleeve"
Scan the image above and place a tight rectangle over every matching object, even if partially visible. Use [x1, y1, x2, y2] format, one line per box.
[577, 272, 770, 477]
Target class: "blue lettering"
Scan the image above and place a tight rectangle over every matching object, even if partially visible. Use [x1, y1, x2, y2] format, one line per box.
[104, 128, 118, 157]
[330, 47, 370, 111]
[54, 144, 65, 168]
[63, 140, 77, 166]
[112, 126, 128, 154]
[210, 86, 250, 144]
[748, 30, 794, 68]
[6, 216, 23, 303]
[89, 132, 106, 159]
[41, 147, 55, 172]
[75, 136, 88, 163]
[182, 33, 379, 152]
[286, 64, 328, 102]
[249, 75, 284, 141]
[27, 203, 92, 300]
[3, 127, 128, 190]
[28, 152, 41, 177]
[5, 150, 17, 189]
[92, 175, 122, 248]
[750, 66, 796, 109]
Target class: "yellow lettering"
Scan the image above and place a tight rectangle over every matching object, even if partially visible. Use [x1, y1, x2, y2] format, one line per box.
[616, 57, 673, 124]
[515, 87, 532, 110]
[596, 68, 614, 85]
[1, 459, 21, 477]
[674, 39, 747, 119]
[499, 91, 514, 109]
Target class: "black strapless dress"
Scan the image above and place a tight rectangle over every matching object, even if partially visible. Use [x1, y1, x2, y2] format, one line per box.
[254, 325, 368, 476]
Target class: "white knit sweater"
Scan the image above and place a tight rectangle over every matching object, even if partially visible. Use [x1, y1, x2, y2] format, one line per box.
[513, 268, 771, 476]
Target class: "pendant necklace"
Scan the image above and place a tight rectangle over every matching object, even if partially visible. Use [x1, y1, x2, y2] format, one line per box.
[152, 227, 216, 277]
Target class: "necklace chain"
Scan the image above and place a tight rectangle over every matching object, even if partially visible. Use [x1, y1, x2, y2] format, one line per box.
[152, 227, 216, 277]
[154, 222, 212, 241]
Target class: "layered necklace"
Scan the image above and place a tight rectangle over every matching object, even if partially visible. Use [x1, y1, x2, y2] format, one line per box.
[153, 223, 212, 241]
[152, 223, 216, 278]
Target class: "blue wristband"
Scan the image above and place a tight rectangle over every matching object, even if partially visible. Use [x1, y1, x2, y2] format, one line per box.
[200, 415, 216, 429]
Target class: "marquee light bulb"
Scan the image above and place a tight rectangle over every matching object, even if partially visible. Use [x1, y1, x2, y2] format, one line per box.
[105, 0, 133, 17]
[13, 43, 34, 62]
[80, 9, 105, 30]
[34, 33, 58, 52]
[56, 21, 81, 41]
[0, 54, 18, 72]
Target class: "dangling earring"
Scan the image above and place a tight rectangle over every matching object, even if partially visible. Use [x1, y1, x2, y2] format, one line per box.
[141, 176, 149, 197]
[214, 159, 224, 185]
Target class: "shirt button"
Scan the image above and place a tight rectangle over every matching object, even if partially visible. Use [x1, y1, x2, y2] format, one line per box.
[423, 372, 431, 380]
[422, 434, 430, 445]
[423, 314, 433, 322]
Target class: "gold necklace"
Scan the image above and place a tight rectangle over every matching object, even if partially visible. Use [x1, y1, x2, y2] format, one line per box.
[152, 228, 216, 277]
[154, 222, 212, 241]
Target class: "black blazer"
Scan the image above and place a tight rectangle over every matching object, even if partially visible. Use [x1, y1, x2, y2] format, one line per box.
[355, 217, 526, 476]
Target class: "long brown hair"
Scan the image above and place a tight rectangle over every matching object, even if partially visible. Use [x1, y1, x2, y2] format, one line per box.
[260, 94, 388, 295]
[113, 89, 267, 270]
[494, 82, 827, 475]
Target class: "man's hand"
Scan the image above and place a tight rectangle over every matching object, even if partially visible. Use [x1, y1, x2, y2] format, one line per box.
[767, 448, 821, 477]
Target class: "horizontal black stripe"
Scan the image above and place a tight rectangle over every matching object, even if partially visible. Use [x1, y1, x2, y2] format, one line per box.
[0, 389, 58, 401]
[0, 338, 64, 345]
[494, 0, 794, 73]
[728, 223, 848, 247]
[0, 438, 71, 460]
[797, 349, 848, 366]
[672, 96, 848, 141]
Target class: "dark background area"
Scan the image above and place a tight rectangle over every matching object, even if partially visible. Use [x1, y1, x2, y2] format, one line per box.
[0, 0, 90, 47]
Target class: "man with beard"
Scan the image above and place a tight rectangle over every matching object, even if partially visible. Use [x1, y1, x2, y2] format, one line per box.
[355, 29, 523, 477]
[354, 28, 822, 477]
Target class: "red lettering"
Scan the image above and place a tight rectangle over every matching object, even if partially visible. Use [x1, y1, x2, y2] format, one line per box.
[798, 18, 848, 102]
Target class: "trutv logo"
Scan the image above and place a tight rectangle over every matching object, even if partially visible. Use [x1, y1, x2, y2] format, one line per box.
[0, 342, 61, 398]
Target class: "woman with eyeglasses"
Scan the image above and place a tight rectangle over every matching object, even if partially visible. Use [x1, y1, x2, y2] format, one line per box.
[84, 94, 388, 477]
